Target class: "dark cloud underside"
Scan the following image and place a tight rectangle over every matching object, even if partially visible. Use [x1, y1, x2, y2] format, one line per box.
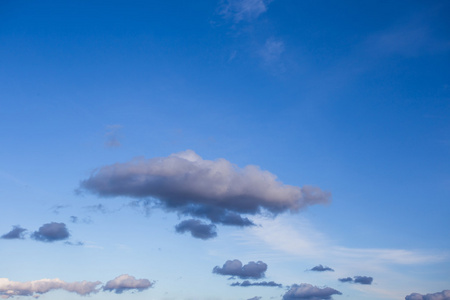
[213, 259, 267, 279]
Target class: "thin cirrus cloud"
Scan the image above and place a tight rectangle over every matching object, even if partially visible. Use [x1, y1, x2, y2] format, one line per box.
[213, 259, 267, 279]
[175, 219, 217, 240]
[231, 280, 282, 287]
[283, 283, 342, 300]
[310, 264, 334, 272]
[102, 274, 153, 294]
[219, 0, 273, 23]
[31, 222, 70, 242]
[405, 290, 450, 300]
[1, 225, 27, 240]
[79, 150, 330, 230]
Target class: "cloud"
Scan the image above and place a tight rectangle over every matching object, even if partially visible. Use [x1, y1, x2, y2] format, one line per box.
[247, 297, 262, 300]
[102, 274, 153, 294]
[31, 222, 70, 242]
[213, 259, 267, 279]
[1, 226, 26, 239]
[231, 280, 282, 287]
[283, 283, 342, 300]
[405, 290, 450, 300]
[353, 276, 373, 285]
[337, 276, 373, 285]
[310, 265, 334, 272]
[105, 125, 123, 148]
[260, 38, 285, 63]
[219, 0, 272, 23]
[80, 150, 330, 227]
[175, 219, 217, 240]
[0, 278, 101, 298]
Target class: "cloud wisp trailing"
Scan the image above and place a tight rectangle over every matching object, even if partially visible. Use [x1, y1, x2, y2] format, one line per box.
[0, 278, 101, 298]
[1, 225, 27, 240]
[31, 222, 70, 242]
[175, 219, 217, 240]
[219, 0, 273, 23]
[80, 150, 330, 229]
[338, 276, 373, 285]
[231, 280, 282, 287]
[405, 290, 450, 300]
[310, 265, 334, 272]
[103, 274, 153, 294]
[283, 283, 342, 300]
[213, 259, 267, 279]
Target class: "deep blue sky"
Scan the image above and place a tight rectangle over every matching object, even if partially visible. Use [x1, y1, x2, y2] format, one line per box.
[1, 1, 449, 300]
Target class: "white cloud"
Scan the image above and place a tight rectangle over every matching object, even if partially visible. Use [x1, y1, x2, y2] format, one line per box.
[219, 0, 273, 23]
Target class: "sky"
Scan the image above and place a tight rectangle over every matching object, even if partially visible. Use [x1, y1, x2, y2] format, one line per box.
[1, 0, 450, 299]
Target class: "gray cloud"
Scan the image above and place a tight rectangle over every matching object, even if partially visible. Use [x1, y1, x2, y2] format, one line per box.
[1, 225, 27, 240]
[310, 265, 334, 272]
[105, 124, 123, 148]
[103, 274, 153, 294]
[405, 290, 450, 300]
[219, 0, 272, 23]
[231, 280, 282, 287]
[175, 219, 217, 240]
[80, 150, 330, 227]
[247, 297, 262, 300]
[31, 222, 70, 242]
[353, 276, 373, 285]
[0, 278, 101, 298]
[338, 276, 373, 285]
[213, 259, 267, 279]
[283, 283, 342, 300]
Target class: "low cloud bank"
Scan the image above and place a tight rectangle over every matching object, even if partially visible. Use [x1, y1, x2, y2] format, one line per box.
[213, 259, 267, 279]
[79, 150, 330, 230]
[405, 290, 450, 300]
[283, 283, 342, 300]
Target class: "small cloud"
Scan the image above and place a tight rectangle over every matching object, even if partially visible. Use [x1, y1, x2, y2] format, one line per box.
[51, 205, 69, 215]
[85, 204, 108, 214]
[231, 280, 282, 287]
[1, 226, 27, 240]
[175, 219, 217, 240]
[405, 290, 450, 300]
[338, 276, 373, 285]
[0, 278, 101, 298]
[247, 297, 262, 300]
[283, 283, 342, 300]
[213, 259, 267, 279]
[31, 222, 70, 242]
[70, 216, 78, 223]
[70, 216, 92, 224]
[219, 0, 273, 23]
[260, 38, 284, 64]
[105, 125, 123, 148]
[310, 265, 334, 272]
[65, 241, 84, 246]
[102, 274, 153, 294]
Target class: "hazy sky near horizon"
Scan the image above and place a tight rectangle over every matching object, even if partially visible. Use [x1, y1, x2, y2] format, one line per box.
[1, 1, 449, 300]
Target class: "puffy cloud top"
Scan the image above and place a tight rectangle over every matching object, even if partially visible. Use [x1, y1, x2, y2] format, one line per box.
[31, 222, 69, 242]
[0, 278, 101, 298]
[103, 274, 153, 294]
[175, 219, 217, 240]
[405, 290, 450, 300]
[80, 150, 330, 225]
[213, 259, 267, 279]
[283, 283, 342, 300]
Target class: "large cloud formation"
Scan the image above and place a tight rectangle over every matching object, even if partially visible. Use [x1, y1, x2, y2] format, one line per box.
[80, 150, 330, 227]
[283, 283, 342, 300]
[103, 274, 153, 294]
[0, 278, 101, 298]
[405, 290, 450, 300]
[213, 259, 267, 279]
[31, 222, 69, 242]
[1, 226, 26, 239]
[175, 219, 217, 240]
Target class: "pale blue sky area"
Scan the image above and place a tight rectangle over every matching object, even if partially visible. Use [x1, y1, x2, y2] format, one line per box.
[1, 1, 449, 300]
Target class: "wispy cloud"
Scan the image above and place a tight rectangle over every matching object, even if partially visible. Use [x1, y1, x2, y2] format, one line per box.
[105, 124, 123, 148]
[231, 280, 282, 287]
[260, 38, 285, 64]
[219, 0, 273, 23]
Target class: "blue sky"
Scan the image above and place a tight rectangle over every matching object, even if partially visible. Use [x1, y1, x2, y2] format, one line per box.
[1, 1, 449, 299]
